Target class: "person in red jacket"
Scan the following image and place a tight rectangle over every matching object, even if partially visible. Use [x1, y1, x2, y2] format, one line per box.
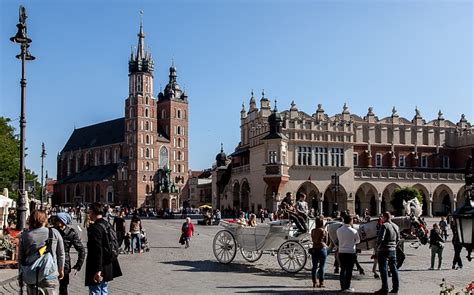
[181, 217, 195, 248]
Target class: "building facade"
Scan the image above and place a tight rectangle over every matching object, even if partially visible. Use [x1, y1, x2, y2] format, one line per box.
[212, 92, 473, 217]
[54, 22, 189, 210]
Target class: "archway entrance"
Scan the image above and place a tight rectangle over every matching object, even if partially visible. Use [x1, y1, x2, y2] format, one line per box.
[241, 181, 250, 212]
[355, 183, 378, 216]
[296, 181, 320, 213]
[323, 185, 347, 217]
[232, 182, 240, 211]
[162, 198, 169, 209]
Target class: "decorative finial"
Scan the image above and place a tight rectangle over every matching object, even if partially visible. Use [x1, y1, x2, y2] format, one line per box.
[317, 104, 323, 111]
[461, 113, 467, 121]
[392, 106, 396, 114]
[368, 107, 374, 115]
[140, 10, 144, 27]
[438, 110, 444, 120]
[274, 99, 278, 112]
[220, 143, 224, 153]
[343, 103, 349, 113]
[262, 89, 265, 98]
[251, 89, 254, 97]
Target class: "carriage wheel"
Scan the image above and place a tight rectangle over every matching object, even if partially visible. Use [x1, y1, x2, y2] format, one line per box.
[277, 241, 307, 273]
[213, 230, 237, 264]
[240, 248, 263, 262]
[299, 238, 313, 271]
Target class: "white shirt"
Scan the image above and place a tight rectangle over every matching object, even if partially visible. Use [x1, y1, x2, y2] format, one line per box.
[336, 224, 360, 254]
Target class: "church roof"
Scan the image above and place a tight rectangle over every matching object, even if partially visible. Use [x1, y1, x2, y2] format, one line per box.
[56, 164, 118, 184]
[62, 118, 125, 153]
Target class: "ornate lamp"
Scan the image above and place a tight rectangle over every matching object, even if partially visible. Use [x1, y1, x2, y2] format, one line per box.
[452, 148, 474, 261]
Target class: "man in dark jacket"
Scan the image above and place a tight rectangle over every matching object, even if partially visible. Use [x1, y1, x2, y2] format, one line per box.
[85, 202, 122, 294]
[375, 212, 400, 295]
[54, 212, 86, 295]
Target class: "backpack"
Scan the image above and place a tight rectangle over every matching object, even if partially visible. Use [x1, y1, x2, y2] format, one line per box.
[98, 221, 119, 263]
[20, 228, 58, 285]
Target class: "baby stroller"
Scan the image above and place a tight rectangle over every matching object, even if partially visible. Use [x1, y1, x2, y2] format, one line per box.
[140, 229, 150, 252]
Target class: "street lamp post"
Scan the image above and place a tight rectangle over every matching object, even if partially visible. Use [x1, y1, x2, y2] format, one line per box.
[40, 143, 46, 209]
[10, 5, 35, 230]
[451, 148, 474, 262]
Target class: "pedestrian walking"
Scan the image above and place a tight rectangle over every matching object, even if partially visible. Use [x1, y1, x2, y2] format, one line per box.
[374, 212, 400, 295]
[76, 208, 82, 224]
[429, 223, 444, 270]
[53, 213, 86, 295]
[439, 217, 448, 240]
[85, 202, 122, 295]
[18, 210, 65, 295]
[181, 217, 195, 248]
[310, 216, 328, 288]
[451, 224, 463, 270]
[130, 214, 142, 254]
[113, 211, 126, 251]
[336, 214, 360, 292]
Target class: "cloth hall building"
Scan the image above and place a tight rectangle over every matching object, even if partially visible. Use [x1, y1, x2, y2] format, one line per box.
[54, 23, 189, 210]
[212, 93, 473, 217]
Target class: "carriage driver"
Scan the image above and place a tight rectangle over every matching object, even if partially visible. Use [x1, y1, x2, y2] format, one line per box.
[279, 192, 308, 234]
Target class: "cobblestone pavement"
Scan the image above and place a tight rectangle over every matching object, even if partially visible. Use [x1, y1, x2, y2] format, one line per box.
[1, 218, 473, 294]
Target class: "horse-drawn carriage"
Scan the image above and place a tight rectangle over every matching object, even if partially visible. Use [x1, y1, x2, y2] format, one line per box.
[212, 219, 315, 273]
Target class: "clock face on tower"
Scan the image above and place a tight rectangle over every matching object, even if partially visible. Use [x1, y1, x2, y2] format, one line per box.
[160, 147, 168, 168]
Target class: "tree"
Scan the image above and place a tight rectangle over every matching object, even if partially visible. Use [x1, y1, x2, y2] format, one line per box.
[0, 117, 40, 201]
[391, 187, 423, 215]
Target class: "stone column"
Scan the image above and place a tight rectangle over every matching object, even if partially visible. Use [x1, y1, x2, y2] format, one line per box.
[319, 193, 324, 215]
[377, 193, 382, 215]
[428, 193, 433, 217]
[453, 194, 457, 212]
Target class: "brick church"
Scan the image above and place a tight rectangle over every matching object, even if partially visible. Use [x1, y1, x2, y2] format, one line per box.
[54, 21, 189, 210]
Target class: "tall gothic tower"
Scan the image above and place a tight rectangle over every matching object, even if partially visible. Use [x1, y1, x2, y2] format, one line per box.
[157, 64, 189, 198]
[125, 19, 158, 207]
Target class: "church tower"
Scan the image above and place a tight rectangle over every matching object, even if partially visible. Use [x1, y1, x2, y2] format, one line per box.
[157, 63, 189, 199]
[124, 15, 158, 207]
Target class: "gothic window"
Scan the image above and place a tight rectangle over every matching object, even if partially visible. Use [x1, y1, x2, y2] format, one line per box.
[315, 147, 328, 166]
[145, 148, 149, 158]
[443, 156, 450, 169]
[159, 147, 168, 168]
[375, 153, 383, 167]
[129, 148, 134, 159]
[177, 109, 181, 119]
[161, 109, 166, 119]
[353, 153, 358, 166]
[145, 108, 149, 118]
[94, 151, 100, 166]
[178, 138, 181, 148]
[178, 164, 182, 173]
[268, 151, 277, 164]
[178, 151, 181, 161]
[177, 126, 181, 135]
[421, 155, 428, 168]
[145, 162, 150, 170]
[297, 147, 312, 166]
[129, 107, 134, 118]
[146, 135, 150, 144]
[331, 148, 344, 167]
[399, 155, 406, 167]
[145, 121, 149, 131]
[114, 149, 119, 163]
[136, 75, 142, 93]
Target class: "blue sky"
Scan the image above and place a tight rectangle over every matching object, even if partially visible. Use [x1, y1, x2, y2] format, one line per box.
[0, 0, 472, 180]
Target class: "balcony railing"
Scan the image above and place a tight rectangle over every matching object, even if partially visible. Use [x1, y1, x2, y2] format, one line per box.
[354, 168, 464, 181]
[232, 164, 250, 174]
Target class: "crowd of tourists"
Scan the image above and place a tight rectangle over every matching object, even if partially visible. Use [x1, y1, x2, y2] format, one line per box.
[15, 202, 137, 295]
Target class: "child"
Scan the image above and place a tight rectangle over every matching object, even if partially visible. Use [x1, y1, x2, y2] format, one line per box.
[123, 232, 131, 254]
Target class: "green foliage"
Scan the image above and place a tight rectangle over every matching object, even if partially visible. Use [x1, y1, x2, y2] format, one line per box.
[0, 117, 41, 201]
[0, 117, 20, 200]
[391, 187, 423, 214]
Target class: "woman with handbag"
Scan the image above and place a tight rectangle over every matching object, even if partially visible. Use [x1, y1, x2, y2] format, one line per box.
[310, 216, 329, 288]
[429, 223, 444, 270]
[181, 217, 195, 248]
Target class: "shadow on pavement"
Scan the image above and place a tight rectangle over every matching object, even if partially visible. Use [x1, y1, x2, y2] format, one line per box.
[229, 289, 373, 294]
[162, 260, 273, 274]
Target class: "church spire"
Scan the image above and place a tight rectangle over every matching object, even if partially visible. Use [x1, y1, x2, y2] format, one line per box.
[137, 10, 145, 59]
[128, 10, 154, 74]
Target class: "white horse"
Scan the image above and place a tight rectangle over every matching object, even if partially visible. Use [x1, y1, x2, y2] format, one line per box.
[403, 198, 422, 218]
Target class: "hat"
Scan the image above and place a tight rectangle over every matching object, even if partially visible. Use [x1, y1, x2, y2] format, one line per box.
[56, 213, 72, 225]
